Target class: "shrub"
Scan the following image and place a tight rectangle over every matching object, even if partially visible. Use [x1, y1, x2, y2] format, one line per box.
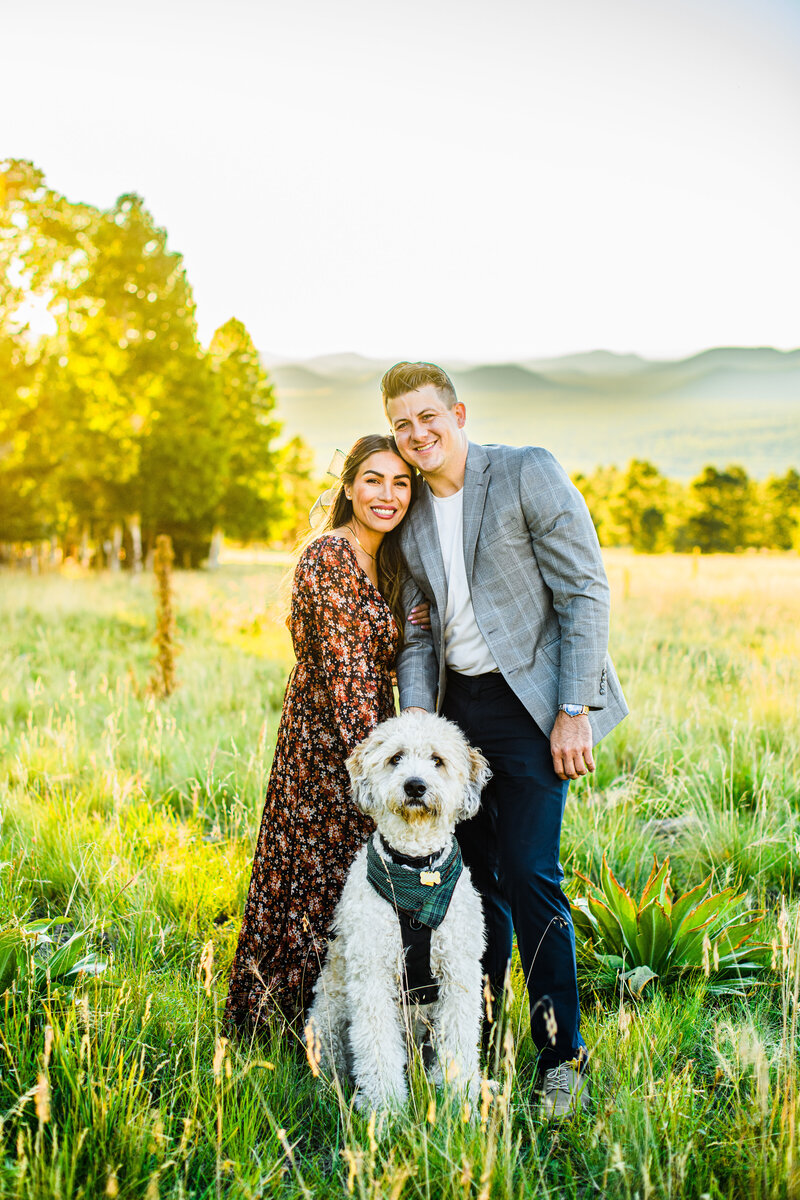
[0, 917, 107, 1001]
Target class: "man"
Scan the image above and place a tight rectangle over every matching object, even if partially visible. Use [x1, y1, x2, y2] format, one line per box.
[382, 361, 628, 1117]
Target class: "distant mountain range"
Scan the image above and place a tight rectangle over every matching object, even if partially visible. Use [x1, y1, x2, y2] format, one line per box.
[268, 348, 800, 480]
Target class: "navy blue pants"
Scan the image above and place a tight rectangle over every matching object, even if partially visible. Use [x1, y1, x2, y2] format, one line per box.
[442, 669, 585, 1071]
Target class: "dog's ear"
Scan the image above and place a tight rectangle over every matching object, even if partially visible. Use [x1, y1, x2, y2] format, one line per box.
[346, 740, 378, 816]
[458, 745, 491, 822]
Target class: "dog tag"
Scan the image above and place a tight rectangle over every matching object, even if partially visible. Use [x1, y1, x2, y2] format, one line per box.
[420, 870, 441, 886]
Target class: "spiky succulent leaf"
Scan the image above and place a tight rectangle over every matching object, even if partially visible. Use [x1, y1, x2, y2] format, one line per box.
[635, 898, 673, 972]
[587, 895, 627, 956]
[639, 855, 673, 915]
[599, 856, 639, 958]
[668, 876, 714, 933]
[712, 916, 767, 961]
[569, 899, 598, 944]
[571, 870, 607, 908]
[671, 916, 719, 968]
[623, 965, 659, 997]
[596, 953, 626, 971]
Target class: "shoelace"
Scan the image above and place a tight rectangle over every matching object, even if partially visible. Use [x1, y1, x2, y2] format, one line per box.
[544, 1065, 571, 1090]
[544, 1061, 586, 1091]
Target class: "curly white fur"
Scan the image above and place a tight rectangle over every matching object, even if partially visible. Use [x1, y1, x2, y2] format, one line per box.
[307, 711, 491, 1115]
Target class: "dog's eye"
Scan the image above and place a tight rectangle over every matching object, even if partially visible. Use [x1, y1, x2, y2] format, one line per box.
[431, 755, 444, 768]
[388, 752, 403, 766]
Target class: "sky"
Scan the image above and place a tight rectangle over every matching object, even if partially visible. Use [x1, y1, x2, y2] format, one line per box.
[5, 0, 800, 363]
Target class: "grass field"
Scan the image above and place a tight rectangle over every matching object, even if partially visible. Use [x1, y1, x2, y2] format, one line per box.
[1, 550, 799, 1199]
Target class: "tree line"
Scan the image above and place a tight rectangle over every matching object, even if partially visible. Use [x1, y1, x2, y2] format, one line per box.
[2, 161, 798, 567]
[0, 160, 317, 567]
[574, 460, 800, 553]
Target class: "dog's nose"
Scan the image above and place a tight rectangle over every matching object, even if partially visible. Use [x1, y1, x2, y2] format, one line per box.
[403, 777, 427, 799]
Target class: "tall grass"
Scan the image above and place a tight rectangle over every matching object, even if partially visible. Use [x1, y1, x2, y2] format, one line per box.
[1, 551, 799, 1198]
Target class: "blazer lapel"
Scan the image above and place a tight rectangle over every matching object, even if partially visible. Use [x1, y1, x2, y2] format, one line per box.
[411, 483, 448, 613]
[462, 442, 490, 581]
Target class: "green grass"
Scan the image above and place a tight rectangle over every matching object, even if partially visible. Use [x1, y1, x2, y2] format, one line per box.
[1, 552, 799, 1198]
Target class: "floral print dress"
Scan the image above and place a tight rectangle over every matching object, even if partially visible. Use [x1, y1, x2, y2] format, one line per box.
[225, 535, 398, 1027]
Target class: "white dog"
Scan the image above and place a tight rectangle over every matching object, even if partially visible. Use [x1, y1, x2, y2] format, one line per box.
[307, 711, 491, 1114]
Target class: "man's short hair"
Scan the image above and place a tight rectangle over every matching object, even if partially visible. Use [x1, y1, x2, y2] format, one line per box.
[381, 362, 458, 416]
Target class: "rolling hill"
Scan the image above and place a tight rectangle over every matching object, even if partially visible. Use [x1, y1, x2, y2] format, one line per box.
[269, 348, 800, 481]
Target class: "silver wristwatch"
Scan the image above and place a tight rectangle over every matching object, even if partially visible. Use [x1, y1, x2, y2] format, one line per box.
[558, 703, 590, 717]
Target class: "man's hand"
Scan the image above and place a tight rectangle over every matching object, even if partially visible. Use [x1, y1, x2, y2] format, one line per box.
[550, 712, 595, 781]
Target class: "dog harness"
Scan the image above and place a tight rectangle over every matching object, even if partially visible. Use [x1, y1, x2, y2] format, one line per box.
[366, 834, 463, 1005]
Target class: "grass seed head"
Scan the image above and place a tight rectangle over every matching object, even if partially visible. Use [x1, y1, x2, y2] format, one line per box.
[198, 939, 214, 996]
[34, 1074, 50, 1124]
[304, 1020, 321, 1077]
[43, 1024, 53, 1068]
[212, 1036, 228, 1081]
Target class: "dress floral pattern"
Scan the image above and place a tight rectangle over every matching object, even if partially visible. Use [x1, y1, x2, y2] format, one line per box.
[225, 535, 398, 1027]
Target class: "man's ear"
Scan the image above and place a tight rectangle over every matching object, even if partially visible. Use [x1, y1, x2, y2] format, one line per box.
[346, 741, 377, 815]
[457, 745, 491, 822]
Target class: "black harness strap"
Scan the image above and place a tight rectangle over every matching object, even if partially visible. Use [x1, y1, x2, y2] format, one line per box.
[397, 911, 439, 1006]
[371, 835, 445, 1006]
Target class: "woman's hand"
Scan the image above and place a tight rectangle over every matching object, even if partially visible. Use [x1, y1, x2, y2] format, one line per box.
[409, 602, 432, 629]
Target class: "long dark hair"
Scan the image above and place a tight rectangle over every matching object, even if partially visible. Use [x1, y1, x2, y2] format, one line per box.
[297, 434, 419, 644]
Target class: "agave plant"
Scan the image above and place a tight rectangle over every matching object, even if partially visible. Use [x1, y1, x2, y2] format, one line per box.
[570, 855, 770, 996]
[0, 916, 107, 1001]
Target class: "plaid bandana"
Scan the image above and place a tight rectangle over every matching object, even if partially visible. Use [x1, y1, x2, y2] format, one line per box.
[366, 834, 463, 929]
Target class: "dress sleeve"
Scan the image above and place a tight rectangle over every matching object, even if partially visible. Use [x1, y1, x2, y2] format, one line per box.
[302, 539, 386, 756]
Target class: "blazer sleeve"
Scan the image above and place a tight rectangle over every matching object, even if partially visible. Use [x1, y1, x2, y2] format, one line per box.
[518, 448, 610, 708]
[395, 571, 438, 712]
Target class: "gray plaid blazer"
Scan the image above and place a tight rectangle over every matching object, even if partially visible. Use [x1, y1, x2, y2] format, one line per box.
[396, 442, 628, 745]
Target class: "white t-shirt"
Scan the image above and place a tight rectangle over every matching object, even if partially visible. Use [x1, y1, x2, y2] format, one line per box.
[432, 489, 498, 676]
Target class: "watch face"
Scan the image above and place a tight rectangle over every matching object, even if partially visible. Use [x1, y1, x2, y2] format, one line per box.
[561, 704, 585, 716]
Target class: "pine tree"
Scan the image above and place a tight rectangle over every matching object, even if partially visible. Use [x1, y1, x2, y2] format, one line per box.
[207, 319, 284, 542]
[678, 466, 755, 553]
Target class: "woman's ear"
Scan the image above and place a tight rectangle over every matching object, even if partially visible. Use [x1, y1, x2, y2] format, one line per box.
[346, 741, 377, 815]
[457, 745, 491, 822]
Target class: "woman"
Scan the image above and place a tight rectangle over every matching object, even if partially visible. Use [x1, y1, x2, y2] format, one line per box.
[225, 434, 421, 1028]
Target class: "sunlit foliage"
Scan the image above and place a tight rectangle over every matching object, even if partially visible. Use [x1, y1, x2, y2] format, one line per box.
[0, 160, 314, 565]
